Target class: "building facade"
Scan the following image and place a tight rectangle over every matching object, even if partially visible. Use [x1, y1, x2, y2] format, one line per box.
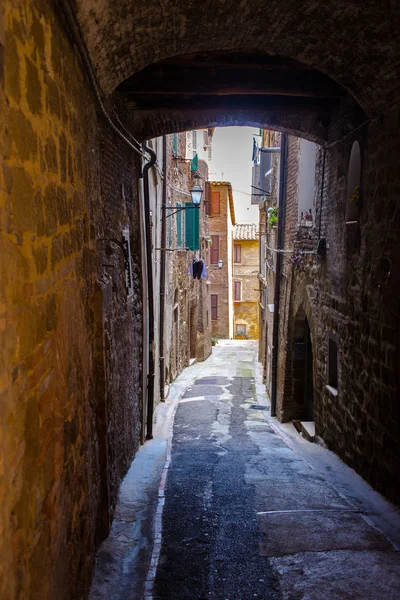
[232, 224, 259, 340]
[208, 182, 236, 339]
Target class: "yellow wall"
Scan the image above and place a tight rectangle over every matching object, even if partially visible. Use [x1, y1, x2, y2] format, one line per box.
[233, 239, 259, 339]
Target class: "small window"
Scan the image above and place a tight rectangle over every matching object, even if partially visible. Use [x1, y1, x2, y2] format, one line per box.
[192, 130, 197, 151]
[172, 133, 178, 157]
[234, 281, 242, 302]
[176, 202, 182, 248]
[210, 235, 219, 264]
[328, 338, 338, 389]
[211, 294, 218, 320]
[211, 191, 220, 215]
[346, 141, 361, 224]
[236, 324, 246, 335]
[234, 244, 241, 263]
[168, 211, 172, 248]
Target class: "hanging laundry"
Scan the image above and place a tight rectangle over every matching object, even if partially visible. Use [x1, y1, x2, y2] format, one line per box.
[190, 259, 206, 280]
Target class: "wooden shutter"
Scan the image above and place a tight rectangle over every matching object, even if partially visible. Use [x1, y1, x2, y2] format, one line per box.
[211, 191, 220, 215]
[234, 244, 241, 263]
[205, 182, 211, 216]
[210, 235, 219, 264]
[172, 133, 178, 156]
[176, 203, 182, 247]
[185, 203, 200, 250]
[234, 281, 241, 301]
[211, 294, 218, 320]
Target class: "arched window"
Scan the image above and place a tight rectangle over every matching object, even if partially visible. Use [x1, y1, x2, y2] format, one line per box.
[346, 141, 361, 224]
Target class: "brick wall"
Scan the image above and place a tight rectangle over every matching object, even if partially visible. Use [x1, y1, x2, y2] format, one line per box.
[0, 2, 143, 598]
[209, 183, 233, 339]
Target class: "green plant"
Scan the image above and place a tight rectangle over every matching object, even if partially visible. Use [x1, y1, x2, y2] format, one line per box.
[212, 336, 218, 345]
[268, 206, 278, 227]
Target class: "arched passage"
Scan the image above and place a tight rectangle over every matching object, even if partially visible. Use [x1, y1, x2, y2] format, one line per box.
[75, 0, 400, 119]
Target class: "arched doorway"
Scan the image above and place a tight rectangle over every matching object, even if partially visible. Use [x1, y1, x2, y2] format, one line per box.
[292, 309, 314, 421]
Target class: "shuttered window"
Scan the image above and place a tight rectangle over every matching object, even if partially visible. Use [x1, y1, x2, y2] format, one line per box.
[234, 244, 241, 263]
[168, 212, 172, 248]
[211, 191, 220, 215]
[172, 133, 178, 157]
[210, 235, 219, 264]
[205, 182, 211, 216]
[176, 203, 182, 248]
[211, 294, 218, 320]
[184, 203, 200, 250]
[234, 281, 242, 301]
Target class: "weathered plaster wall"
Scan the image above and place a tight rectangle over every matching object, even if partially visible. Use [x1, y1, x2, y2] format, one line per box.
[233, 239, 259, 340]
[0, 2, 142, 598]
[209, 183, 232, 339]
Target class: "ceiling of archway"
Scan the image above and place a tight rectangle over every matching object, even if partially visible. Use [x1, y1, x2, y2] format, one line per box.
[75, 0, 400, 116]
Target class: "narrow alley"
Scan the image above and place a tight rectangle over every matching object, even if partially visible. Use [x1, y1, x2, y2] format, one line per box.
[90, 342, 400, 600]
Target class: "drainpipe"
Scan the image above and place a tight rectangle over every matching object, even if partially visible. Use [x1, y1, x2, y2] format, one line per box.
[141, 142, 157, 439]
[159, 135, 167, 401]
[270, 133, 288, 418]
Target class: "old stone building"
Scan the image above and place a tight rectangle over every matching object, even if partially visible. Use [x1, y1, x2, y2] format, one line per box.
[153, 132, 212, 395]
[208, 182, 236, 339]
[232, 223, 259, 340]
[1, 0, 400, 597]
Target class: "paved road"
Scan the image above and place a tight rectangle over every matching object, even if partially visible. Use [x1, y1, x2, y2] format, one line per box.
[152, 342, 400, 600]
[89, 341, 400, 600]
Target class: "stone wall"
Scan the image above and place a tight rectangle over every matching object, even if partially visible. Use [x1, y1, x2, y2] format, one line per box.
[163, 135, 211, 388]
[0, 2, 142, 598]
[269, 105, 400, 505]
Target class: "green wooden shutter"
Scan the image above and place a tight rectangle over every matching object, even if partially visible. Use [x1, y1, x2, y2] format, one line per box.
[177, 203, 182, 248]
[185, 203, 200, 250]
[190, 153, 199, 171]
[168, 213, 172, 248]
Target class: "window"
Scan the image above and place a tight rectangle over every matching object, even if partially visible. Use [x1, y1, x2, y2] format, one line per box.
[236, 324, 246, 335]
[210, 235, 219, 264]
[176, 202, 182, 248]
[184, 202, 200, 250]
[346, 141, 361, 224]
[234, 244, 241, 263]
[192, 130, 197, 154]
[211, 295, 218, 320]
[211, 191, 220, 215]
[168, 210, 172, 248]
[298, 139, 317, 226]
[234, 281, 242, 302]
[203, 129, 209, 147]
[328, 338, 338, 389]
[172, 133, 178, 157]
[205, 182, 211, 216]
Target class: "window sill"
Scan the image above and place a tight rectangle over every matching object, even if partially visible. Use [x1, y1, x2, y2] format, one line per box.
[326, 385, 338, 397]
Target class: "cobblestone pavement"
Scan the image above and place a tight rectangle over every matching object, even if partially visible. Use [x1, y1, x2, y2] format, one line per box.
[90, 341, 400, 600]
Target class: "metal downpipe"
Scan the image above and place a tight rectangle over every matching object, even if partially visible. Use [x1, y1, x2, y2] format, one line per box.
[270, 134, 288, 418]
[159, 136, 167, 401]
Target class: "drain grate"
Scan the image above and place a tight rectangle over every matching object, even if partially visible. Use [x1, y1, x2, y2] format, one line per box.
[249, 404, 268, 410]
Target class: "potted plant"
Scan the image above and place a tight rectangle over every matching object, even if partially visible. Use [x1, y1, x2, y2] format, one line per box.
[212, 336, 218, 346]
[267, 206, 278, 228]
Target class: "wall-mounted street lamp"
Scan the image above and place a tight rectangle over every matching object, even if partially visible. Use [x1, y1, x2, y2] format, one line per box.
[164, 172, 204, 217]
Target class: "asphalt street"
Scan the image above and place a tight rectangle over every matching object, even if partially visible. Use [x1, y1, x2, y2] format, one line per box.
[90, 341, 400, 600]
